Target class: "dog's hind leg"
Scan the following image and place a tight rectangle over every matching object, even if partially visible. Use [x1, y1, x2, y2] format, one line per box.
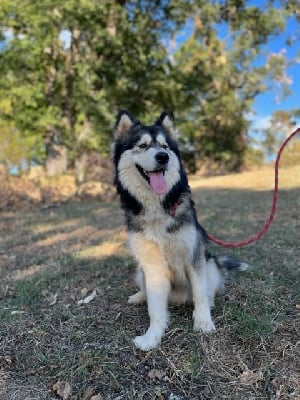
[187, 260, 216, 333]
[128, 266, 146, 304]
[129, 234, 171, 351]
[128, 291, 146, 304]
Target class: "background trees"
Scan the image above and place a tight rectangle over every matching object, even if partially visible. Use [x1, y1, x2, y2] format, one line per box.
[262, 109, 300, 165]
[0, 0, 299, 178]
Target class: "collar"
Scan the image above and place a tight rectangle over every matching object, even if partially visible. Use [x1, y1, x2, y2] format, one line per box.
[170, 201, 180, 216]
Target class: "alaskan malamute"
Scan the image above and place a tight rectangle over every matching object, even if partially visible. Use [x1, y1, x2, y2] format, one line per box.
[113, 111, 248, 350]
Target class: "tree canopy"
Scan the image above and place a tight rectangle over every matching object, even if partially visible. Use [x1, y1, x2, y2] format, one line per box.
[0, 0, 298, 177]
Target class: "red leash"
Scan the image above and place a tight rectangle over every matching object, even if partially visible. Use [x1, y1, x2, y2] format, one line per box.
[207, 126, 300, 248]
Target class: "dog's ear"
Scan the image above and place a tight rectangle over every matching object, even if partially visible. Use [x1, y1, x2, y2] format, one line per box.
[156, 112, 177, 138]
[114, 110, 136, 139]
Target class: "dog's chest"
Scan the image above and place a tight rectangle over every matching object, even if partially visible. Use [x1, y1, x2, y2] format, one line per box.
[141, 206, 196, 259]
[142, 208, 173, 242]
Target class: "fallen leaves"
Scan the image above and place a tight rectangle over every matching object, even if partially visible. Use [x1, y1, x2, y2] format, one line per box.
[42, 289, 58, 306]
[147, 368, 166, 381]
[52, 380, 71, 400]
[77, 289, 97, 305]
[90, 395, 102, 400]
[239, 368, 263, 386]
[83, 386, 96, 400]
[52, 382, 102, 400]
[82, 386, 103, 400]
[10, 310, 25, 315]
[41, 287, 99, 307]
[82, 386, 102, 400]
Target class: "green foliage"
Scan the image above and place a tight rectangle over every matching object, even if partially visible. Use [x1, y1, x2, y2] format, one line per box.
[261, 109, 300, 165]
[0, 98, 39, 172]
[0, 0, 297, 174]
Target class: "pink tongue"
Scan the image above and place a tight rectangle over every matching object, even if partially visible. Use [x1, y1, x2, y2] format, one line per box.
[148, 172, 167, 195]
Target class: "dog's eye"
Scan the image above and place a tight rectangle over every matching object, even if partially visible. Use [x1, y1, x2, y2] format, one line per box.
[138, 143, 148, 149]
[161, 144, 168, 150]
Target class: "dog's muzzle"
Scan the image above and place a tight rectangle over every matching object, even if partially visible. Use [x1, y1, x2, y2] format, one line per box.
[136, 151, 169, 196]
[155, 151, 169, 166]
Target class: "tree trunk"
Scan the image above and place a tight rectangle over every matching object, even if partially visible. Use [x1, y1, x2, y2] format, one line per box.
[45, 126, 68, 176]
[45, 144, 68, 177]
[75, 152, 88, 185]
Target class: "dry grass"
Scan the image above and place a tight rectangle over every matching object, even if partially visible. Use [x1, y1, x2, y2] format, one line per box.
[0, 166, 299, 399]
[190, 165, 300, 191]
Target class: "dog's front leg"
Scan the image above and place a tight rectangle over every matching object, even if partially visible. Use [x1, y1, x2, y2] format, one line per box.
[134, 268, 170, 350]
[188, 262, 216, 333]
[129, 234, 170, 351]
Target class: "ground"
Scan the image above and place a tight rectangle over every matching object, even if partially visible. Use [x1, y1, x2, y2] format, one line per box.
[0, 166, 299, 399]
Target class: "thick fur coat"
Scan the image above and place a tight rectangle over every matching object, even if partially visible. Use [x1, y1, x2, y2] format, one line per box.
[113, 111, 248, 350]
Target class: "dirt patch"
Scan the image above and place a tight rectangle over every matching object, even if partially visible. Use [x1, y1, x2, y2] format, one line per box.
[0, 165, 115, 211]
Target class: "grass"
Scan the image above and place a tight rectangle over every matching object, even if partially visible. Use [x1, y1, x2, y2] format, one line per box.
[0, 166, 299, 399]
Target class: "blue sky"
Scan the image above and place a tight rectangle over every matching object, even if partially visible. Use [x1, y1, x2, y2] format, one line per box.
[252, 16, 300, 131]
[171, 9, 300, 135]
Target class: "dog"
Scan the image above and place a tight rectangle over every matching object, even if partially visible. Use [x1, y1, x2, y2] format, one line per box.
[113, 110, 248, 351]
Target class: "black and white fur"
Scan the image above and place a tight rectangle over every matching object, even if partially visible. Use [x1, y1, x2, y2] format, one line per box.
[113, 111, 248, 351]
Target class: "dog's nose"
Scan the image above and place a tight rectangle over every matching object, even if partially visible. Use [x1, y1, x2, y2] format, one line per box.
[155, 151, 169, 165]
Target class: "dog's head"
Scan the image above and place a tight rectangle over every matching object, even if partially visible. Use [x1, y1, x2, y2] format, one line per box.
[113, 111, 182, 197]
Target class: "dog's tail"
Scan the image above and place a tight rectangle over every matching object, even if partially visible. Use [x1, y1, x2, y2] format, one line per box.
[214, 255, 249, 280]
[205, 254, 249, 305]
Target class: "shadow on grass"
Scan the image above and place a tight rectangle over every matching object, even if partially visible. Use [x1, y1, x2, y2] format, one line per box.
[0, 186, 299, 399]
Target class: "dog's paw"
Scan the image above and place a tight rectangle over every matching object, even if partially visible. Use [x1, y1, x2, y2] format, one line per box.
[193, 315, 216, 333]
[133, 333, 161, 351]
[128, 291, 146, 304]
